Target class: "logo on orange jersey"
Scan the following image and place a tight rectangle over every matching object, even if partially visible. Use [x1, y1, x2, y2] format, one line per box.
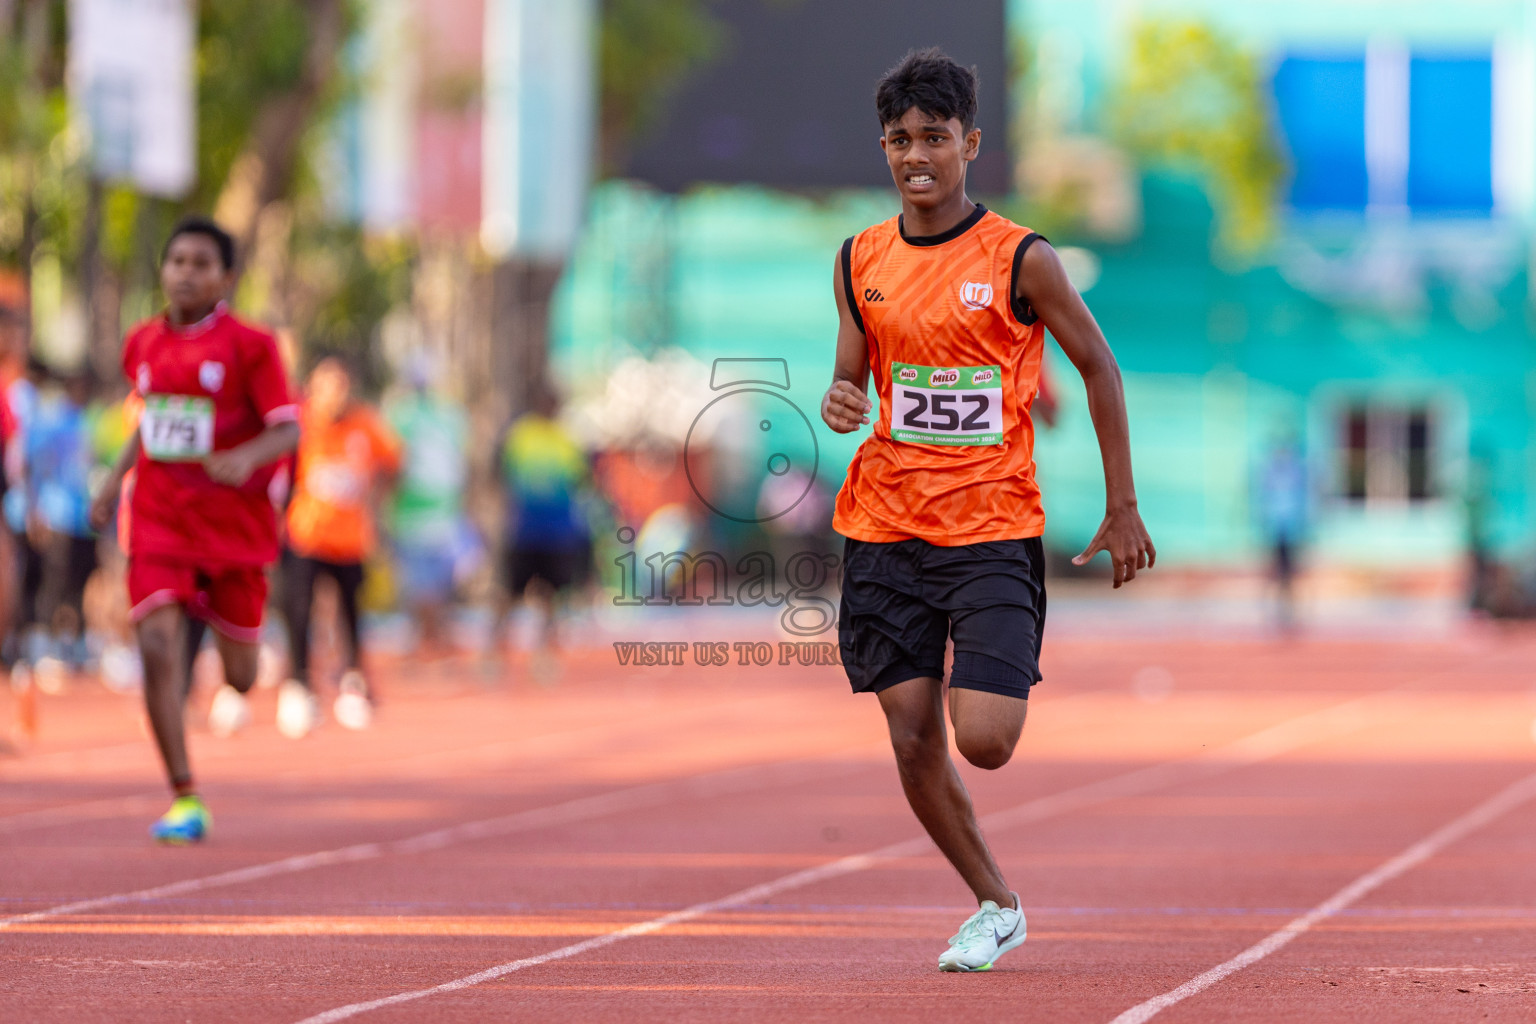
[863, 288, 885, 302]
[928, 368, 960, 387]
[959, 281, 993, 310]
[898, 367, 919, 382]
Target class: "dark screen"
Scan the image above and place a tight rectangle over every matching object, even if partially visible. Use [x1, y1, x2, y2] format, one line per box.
[623, 0, 1010, 193]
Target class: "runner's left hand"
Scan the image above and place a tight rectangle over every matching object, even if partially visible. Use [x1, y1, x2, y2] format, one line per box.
[1072, 505, 1156, 588]
[204, 448, 258, 487]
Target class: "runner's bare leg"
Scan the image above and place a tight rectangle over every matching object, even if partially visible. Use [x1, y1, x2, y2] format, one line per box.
[138, 605, 193, 794]
[877, 676, 1012, 906]
[948, 687, 1029, 771]
[213, 631, 260, 694]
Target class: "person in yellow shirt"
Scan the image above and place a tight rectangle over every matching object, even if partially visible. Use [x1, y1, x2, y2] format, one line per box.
[493, 387, 592, 671]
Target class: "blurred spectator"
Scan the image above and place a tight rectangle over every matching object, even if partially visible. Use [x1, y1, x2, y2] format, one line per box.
[757, 466, 834, 572]
[1464, 443, 1495, 614]
[275, 357, 401, 737]
[0, 306, 21, 717]
[1255, 437, 1309, 631]
[3, 357, 50, 687]
[385, 358, 468, 657]
[494, 386, 592, 669]
[25, 369, 100, 681]
[86, 387, 144, 693]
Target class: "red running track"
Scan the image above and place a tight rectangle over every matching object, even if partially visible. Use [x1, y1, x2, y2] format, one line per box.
[1, 634, 1534, 1022]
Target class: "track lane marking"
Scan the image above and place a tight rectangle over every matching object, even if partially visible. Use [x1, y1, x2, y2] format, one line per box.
[0, 681, 1136, 836]
[290, 690, 1400, 1023]
[0, 692, 808, 836]
[1104, 766, 1536, 1024]
[0, 756, 869, 929]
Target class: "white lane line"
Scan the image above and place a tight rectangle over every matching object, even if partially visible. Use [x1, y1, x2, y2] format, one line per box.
[0, 694, 789, 836]
[1106, 767, 1536, 1024]
[0, 756, 867, 929]
[291, 691, 1397, 1023]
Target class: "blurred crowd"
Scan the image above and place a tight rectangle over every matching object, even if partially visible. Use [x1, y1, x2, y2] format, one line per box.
[0, 299, 607, 741]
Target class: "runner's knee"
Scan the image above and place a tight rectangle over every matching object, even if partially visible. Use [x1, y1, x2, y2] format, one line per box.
[953, 726, 1017, 771]
[217, 639, 260, 693]
[137, 618, 180, 679]
[887, 715, 946, 774]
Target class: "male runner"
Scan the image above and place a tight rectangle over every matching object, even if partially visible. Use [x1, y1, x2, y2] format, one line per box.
[89, 216, 299, 844]
[279, 355, 399, 736]
[823, 50, 1156, 972]
[493, 386, 592, 670]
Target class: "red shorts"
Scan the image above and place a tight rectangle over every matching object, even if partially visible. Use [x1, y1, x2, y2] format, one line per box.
[127, 556, 268, 644]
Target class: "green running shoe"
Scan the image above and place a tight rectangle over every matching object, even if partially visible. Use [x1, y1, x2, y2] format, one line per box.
[150, 795, 211, 845]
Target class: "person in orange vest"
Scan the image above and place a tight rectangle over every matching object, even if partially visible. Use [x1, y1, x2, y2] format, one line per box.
[822, 49, 1155, 972]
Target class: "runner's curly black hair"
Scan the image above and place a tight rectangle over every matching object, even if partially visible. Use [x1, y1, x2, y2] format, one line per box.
[875, 47, 979, 133]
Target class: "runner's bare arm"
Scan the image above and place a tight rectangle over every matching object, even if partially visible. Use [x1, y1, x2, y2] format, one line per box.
[1018, 240, 1156, 588]
[88, 436, 140, 532]
[824, 249, 872, 433]
[204, 420, 301, 487]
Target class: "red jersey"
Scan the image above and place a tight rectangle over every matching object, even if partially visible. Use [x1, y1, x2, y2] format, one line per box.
[833, 205, 1048, 545]
[121, 303, 297, 566]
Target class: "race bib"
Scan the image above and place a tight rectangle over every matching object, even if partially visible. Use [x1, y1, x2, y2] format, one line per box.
[140, 394, 214, 461]
[890, 363, 1004, 446]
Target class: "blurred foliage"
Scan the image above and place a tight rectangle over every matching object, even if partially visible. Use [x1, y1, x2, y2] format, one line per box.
[1108, 20, 1282, 255]
[0, 0, 70, 273]
[193, 0, 319, 214]
[288, 221, 415, 389]
[597, 0, 724, 176]
[0, 0, 408, 383]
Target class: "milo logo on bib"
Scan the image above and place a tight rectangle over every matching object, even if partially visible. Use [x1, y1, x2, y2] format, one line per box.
[889, 362, 1005, 447]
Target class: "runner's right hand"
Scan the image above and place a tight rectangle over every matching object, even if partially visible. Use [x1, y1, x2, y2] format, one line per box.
[88, 490, 116, 533]
[822, 380, 871, 433]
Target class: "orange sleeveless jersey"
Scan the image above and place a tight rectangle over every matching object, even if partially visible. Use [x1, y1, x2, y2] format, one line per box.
[833, 205, 1048, 546]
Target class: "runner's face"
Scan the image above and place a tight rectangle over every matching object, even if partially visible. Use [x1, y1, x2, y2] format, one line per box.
[308, 361, 352, 420]
[161, 234, 231, 321]
[879, 108, 979, 210]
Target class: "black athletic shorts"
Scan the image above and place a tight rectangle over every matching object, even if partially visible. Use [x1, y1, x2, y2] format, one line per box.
[838, 536, 1046, 700]
[504, 538, 590, 595]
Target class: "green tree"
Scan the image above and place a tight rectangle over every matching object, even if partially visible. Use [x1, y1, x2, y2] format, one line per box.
[597, 0, 724, 176]
[1109, 20, 1282, 254]
[1, 0, 368, 375]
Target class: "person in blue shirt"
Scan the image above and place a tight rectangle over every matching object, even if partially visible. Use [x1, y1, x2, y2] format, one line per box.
[3, 356, 50, 676]
[492, 387, 593, 670]
[26, 370, 99, 670]
[1255, 437, 1309, 631]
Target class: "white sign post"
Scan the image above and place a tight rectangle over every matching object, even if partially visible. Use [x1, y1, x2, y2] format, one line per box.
[481, 0, 595, 260]
[68, 0, 196, 197]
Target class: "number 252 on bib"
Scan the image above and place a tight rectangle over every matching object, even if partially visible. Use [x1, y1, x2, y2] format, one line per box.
[890, 363, 1004, 446]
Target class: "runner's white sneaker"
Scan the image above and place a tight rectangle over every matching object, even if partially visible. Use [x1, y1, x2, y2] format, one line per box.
[937, 892, 1026, 972]
[333, 670, 373, 731]
[207, 684, 251, 738]
[276, 679, 318, 739]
